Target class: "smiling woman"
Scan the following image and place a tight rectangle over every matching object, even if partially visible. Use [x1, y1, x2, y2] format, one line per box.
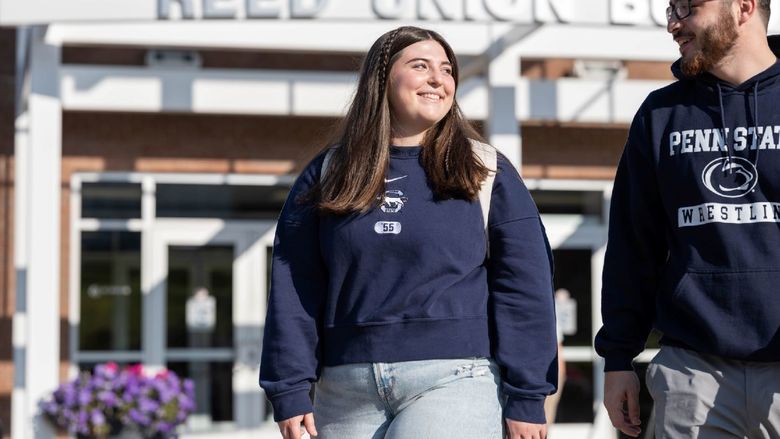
[386, 40, 456, 146]
[310, 26, 490, 214]
[259, 26, 558, 439]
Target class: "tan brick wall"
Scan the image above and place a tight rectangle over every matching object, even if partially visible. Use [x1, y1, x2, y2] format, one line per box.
[63, 46, 362, 71]
[521, 59, 575, 79]
[521, 123, 626, 180]
[522, 58, 673, 81]
[626, 60, 675, 80]
[61, 112, 625, 181]
[62, 111, 339, 176]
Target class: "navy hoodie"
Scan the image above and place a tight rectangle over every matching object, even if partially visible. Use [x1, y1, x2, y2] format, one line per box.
[260, 145, 557, 424]
[596, 37, 780, 371]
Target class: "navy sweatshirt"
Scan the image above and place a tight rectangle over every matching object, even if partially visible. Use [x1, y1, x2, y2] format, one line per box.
[260, 145, 557, 424]
[596, 37, 780, 371]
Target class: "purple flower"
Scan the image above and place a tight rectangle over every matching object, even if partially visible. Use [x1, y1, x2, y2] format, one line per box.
[177, 394, 195, 412]
[97, 390, 117, 407]
[40, 400, 58, 416]
[41, 363, 194, 438]
[183, 379, 194, 395]
[138, 397, 160, 413]
[76, 410, 89, 433]
[61, 385, 77, 407]
[157, 421, 174, 433]
[157, 386, 177, 404]
[128, 408, 151, 427]
[77, 388, 92, 406]
[90, 409, 106, 426]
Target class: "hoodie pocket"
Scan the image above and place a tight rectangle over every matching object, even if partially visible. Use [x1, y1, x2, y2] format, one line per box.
[664, 270, 780, 359]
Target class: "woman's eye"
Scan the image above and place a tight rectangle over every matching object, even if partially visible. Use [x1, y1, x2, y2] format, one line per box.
[413, 63, 427, 70]
[443, 68, 453, 75]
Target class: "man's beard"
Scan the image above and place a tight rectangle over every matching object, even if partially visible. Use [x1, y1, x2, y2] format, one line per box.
[680, 6, 738, 77]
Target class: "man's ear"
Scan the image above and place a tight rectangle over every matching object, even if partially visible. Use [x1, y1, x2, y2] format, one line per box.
[736, 0, 757, 26]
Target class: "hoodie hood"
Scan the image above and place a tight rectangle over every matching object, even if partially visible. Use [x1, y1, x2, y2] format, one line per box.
[669, 35, 780, 168]
[670, 35, 780, 91]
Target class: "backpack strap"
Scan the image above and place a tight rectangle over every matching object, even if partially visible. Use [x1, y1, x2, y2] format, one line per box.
[469, 139, 498, 258]
[321, 148, 336, 180]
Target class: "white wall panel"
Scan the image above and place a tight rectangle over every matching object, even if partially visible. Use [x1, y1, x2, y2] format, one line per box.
[61, 66, 671, 123]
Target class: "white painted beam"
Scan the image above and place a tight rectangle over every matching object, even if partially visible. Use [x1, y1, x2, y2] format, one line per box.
[60, 66, 359, 115]
[515, 24, 678, 61]
[46, 21, 682, 61]
[516, 77, 671, 123]
[61, 66, 671, 123]
[47, 21, 494, 56]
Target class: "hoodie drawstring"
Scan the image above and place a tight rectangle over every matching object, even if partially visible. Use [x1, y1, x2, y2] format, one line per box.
[716, 81, 762, 174]
[716, 83, 734, 173]
[752, 80, 761, 169]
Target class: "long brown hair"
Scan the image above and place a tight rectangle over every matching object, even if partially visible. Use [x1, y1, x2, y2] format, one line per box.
[315, 26, 489, 215]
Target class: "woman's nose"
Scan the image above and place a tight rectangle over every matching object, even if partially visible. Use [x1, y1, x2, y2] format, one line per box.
[428, 70, 443, 85]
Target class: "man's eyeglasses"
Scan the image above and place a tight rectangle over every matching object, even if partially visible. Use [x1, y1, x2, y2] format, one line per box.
[666, 0, 693, 21]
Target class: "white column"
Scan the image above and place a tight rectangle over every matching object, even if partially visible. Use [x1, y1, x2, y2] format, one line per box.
[486, 25, 523, 170]
[67, 178, 81, 379]
[25, 25, 61, 439]
[12, 25, 31, 439]
[588, 186, 613, 439]
[12, 112, 29, 439]
[233, 229, 271, 428]
[141, 177, 165, 370]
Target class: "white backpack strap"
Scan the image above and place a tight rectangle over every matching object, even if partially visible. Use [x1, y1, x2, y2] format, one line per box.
[470, 139, 497, 230]
[469, 139, 498, 258]
[321, 148, 337, 180]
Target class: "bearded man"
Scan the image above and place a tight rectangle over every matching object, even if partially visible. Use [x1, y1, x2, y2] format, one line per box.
[595, 0, 780, 437]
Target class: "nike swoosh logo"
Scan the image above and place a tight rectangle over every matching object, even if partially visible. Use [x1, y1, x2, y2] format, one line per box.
[384, 175, 408, 183]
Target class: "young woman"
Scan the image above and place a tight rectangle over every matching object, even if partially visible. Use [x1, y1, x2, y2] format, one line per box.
[260, 26, 557, 439]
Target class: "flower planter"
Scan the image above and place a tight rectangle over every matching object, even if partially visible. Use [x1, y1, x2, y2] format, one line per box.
[41, 363, 195, 439]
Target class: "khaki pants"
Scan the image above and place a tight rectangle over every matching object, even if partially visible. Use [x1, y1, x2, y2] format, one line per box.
[646, 346, 780, 439]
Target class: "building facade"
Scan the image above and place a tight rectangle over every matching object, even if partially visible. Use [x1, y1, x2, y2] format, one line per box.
[3, 1, 778, 438]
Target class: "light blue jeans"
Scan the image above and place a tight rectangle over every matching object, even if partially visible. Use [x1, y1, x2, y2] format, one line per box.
[313, 357, 504, 439]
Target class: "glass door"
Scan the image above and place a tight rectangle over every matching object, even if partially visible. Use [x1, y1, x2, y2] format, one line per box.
[167, 245, 235, 428]
[147, 219, 276, 431]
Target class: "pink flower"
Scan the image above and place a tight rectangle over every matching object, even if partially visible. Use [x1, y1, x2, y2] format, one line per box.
[127, 364, 144, 376]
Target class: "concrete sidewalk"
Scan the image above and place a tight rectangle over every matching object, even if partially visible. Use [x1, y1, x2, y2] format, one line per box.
[180, 421, 310, 439]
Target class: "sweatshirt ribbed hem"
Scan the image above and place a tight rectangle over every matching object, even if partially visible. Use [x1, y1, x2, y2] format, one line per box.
[604, 353, 636, 372]
[505, 397, 546, 424]
[269, 388, 313, 422]
[321, 317, 491, 366]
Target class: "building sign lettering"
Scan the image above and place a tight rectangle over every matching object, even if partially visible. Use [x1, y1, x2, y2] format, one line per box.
[159, 0, 671, 26]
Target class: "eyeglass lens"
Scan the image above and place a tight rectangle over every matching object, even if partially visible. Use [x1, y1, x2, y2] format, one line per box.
[666, 1, 691, 21]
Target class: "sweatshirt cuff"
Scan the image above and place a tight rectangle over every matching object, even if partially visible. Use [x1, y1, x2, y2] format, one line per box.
[504, 397, 546, 424]
[604, 353, 635, 372]
[269, 389, 313, 422]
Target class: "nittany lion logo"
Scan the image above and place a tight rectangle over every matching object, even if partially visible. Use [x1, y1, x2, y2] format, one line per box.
[380, 189, 408, 213]
[701, 157, 758, 198]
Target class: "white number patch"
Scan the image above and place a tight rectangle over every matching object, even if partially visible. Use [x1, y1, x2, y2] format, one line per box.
[374, 221, 401, 235]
